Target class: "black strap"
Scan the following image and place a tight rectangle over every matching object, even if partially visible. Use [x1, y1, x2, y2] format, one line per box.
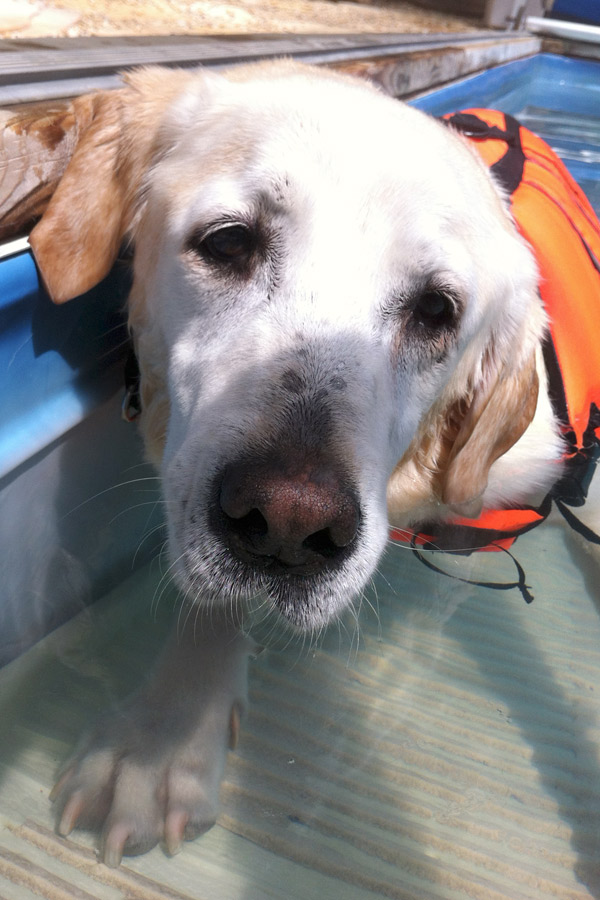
[555, 499, 600, 545]
[122, 342, 142, 422]
[443, 111, 525, 195]
[410, 534, 534, 603]
[443, 112, 517, 142]
[542, 329, 571, 433]
[583, 232, 600, 275]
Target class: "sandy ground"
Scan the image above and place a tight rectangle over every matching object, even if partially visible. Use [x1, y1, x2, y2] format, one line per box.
[0, 0, 480, 39]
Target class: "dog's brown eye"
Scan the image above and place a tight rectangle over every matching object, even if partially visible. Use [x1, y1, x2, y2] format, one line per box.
[413, 290, 455, 327]
[200, 225, 256, 264]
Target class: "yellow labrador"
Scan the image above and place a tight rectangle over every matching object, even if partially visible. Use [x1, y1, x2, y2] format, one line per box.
[30, 61, 571, 865]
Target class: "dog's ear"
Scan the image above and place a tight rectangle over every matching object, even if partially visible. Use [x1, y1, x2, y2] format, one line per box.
[29, 90, 131, 304]
[387, 350, 539, 523]
[29, 67, 196, 304]
[440, 352, 539, 518]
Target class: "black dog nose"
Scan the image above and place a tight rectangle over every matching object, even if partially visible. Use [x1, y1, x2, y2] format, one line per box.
[218, 459, 361, 573]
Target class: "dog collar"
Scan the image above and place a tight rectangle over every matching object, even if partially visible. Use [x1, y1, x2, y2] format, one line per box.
[122, 344, 142, 422]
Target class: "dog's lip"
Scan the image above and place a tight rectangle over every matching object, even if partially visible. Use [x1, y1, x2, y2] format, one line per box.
[177, 507, 370, 631]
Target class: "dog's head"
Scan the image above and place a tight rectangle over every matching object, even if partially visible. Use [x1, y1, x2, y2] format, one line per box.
[30, 61, 547, 628]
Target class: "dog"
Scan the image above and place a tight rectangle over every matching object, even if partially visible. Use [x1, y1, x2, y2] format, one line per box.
[27, 60, 599, 866]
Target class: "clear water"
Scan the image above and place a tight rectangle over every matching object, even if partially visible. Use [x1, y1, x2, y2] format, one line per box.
[517, 105, 600, 213]
[2, 510, 599, 899]
[1, 54, 600, 900]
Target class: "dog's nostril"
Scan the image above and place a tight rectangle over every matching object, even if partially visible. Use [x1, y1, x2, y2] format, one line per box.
[302, 527, 342, 559]
[225, 507, 268, 540]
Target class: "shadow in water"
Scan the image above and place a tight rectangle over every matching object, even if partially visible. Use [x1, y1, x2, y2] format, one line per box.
[439, 534, 600, 898]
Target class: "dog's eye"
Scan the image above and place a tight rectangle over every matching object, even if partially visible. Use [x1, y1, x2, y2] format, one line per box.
[199, 225, 256, 264]
[413, 290, 455, 328]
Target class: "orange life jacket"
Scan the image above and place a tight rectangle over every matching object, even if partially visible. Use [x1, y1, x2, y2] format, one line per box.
[389, 109, 600, 561]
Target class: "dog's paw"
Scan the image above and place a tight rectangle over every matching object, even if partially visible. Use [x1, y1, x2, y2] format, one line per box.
[51, 700, 242, 866]
[52, 619, 252, 866]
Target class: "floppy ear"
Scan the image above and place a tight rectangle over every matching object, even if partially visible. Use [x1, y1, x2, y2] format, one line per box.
[387, 350, 539, 523]
[28, 67, 197, 304]
[440, 352, 539, 518]
[28, 90, 130, 304]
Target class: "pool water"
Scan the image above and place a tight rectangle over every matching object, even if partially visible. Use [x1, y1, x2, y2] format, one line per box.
[1, 53, 600, 900]
[414, 53, 600, 217]
[2, 505, 599, 899]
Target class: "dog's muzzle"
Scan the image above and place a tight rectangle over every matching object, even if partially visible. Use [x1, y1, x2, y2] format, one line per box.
[213, 455, 361, 576]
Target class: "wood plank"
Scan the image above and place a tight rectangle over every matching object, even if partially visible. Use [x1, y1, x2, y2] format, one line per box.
[0, 33, 540, 242]
[0, 32, 496, 73]
[0, 32, 495, 81]
[329, 36, 539, 98]
[0, 31, 535, 104]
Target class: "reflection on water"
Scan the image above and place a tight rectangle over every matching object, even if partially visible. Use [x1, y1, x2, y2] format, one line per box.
[518, 104, 600, 214]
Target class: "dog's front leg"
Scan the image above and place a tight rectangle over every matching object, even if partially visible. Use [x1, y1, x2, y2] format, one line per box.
[52, 607, 255, 866]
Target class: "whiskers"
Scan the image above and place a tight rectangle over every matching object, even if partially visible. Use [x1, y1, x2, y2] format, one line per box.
[149, 544, 196, 624]
[61, 466, 162, 522]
